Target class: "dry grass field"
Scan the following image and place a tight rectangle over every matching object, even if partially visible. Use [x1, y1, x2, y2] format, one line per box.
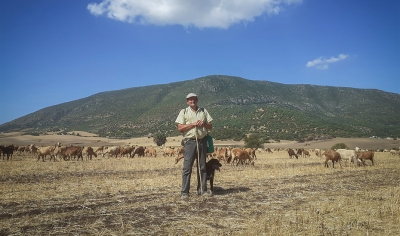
[1, 132, 400, 235]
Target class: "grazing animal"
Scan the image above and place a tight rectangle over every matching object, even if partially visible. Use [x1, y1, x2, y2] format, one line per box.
[245, 148, 256, 160]
[323, 150, 342, 168]
[30, 145, 38, 156]
[0, 145, 14, 160]
[163, 147, 175, 157]
[36, 146, 56, 162]
[296, 149, 303, 157]
[216, 148, 228, 163]
[336, 149, 357, 167]
[175, 147, 183, 156]
[132, 146, 145, 157]
[94, 146, 104, 154]
[104, 146, 120, 158]
[265, 148, 273, 153]
[145, 147, 157, 157]
[357, 151, 374, 166]
[249, 148, 257, 160]
[302, 150, 310, 158]
[288, 148, 298, 159]
[197, 158, 222, 195]
[63, 146, 84, 161]
[232, 149, 254, 166]
[83, 146, 98, 160]
[315, 149, 322, 157]
[175, 155, 183, 164]
[144, 147, 157, 157]
[175, 155, 184, 164]
[24, 146, 31, 153]
[53, 146, 67, 160]
[119, 146, 135, 158]
[174, 146, 185, 164]
[209, 147, 218, 158]
[16, 146, 26, 154]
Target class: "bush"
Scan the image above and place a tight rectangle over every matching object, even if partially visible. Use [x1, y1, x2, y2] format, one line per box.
[153, 133, 167, 146]
[213, 128, 245, 141]
[23, 131, 41, 136]
[330, 143, 348, 150]
[244, 134, 264, 149]
[306, 136, 314, 141]
[298, 138, 306, 143]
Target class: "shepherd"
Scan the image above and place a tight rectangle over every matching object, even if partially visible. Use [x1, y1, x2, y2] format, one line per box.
[175, 93, 213, 199]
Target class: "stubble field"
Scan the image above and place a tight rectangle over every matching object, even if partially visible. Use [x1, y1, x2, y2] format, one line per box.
[1, 146, 399, 235]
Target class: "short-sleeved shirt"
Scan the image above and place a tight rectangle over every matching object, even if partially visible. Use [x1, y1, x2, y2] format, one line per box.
[175, 106, 213, 140]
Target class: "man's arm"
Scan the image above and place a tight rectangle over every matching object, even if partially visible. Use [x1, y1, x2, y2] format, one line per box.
[177, 123, 196, 133]
[177, 121, 212, 132]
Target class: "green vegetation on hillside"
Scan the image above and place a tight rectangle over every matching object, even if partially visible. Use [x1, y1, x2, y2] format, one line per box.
[1, 75, 399, 141]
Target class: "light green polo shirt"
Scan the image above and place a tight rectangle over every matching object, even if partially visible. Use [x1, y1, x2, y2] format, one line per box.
[175, 106, 213, 139]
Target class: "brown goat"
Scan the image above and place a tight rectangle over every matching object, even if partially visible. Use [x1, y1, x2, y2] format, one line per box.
[288, 148, 298, 159]
[83, 146, 97, 160]
[323, 150, 342, 168]
[216, 148, 228, 163]
[357, 151, 374, 166]
[296, 149, 303, 157]
[132, 146, 145, 157]
[64, 146, 84, 161]
[0, 145, 14, 160]
[303, 150, 310, 158]
[119, 146, 135, 158]
[232, 150, 254, 166]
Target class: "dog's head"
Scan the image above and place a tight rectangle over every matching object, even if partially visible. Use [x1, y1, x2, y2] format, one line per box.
[208, 158, 222, 171]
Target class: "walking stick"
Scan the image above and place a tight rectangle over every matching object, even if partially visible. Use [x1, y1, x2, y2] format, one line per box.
[195, 127, 203, 194]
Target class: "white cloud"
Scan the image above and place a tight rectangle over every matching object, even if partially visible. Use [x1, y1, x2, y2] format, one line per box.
[87, 0, 302, 29]
[306, 54, 349, 70]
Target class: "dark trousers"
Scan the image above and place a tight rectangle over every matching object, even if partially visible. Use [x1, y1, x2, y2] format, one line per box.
[181, 138, 207, 195]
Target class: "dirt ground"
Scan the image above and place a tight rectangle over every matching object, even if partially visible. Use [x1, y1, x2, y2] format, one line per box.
[1, 145, 399, 235]
[1, 131, 400, 235]
[0, 131, 399, 150]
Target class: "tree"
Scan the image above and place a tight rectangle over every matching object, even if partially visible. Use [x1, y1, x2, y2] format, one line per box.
[330, 143, 348, 150]
[244, 134, 264, 149]
[153, 133, 167, 146]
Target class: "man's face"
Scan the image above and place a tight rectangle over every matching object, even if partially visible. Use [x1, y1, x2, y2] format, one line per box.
[186, 96, 198, 107]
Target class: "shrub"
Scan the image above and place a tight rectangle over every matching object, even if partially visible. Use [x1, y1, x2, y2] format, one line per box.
[153, 133, 167, 146]
[331, 143, 348, 150]
[244, 134, 264, 149]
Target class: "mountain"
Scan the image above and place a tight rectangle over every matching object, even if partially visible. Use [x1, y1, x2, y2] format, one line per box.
[1, 75, 399, 141]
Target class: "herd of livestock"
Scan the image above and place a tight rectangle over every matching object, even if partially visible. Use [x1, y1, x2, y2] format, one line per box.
[1, 143, 399, 168]
[211, 146, 398, 168]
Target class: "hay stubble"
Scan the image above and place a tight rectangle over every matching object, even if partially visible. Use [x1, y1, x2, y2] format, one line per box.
[1, 151, 399, 235]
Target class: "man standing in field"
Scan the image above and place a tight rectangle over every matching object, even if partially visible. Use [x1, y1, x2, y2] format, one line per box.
[175, 93, 213, 199]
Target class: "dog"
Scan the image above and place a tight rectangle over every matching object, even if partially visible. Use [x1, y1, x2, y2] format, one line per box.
[197, 158, 222, 195]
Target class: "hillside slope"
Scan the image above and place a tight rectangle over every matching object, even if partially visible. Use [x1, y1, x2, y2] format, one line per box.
[1, 75, 399, 140]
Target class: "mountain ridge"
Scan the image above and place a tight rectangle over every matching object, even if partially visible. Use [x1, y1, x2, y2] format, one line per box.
[1, 75, 399, 141]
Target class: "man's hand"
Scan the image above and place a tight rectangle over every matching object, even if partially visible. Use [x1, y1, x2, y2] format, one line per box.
[177, 120, 212, 133]
[196, 120, 205, 127]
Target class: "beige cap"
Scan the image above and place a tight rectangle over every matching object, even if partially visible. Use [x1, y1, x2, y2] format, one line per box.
[186, 93, 198, 99]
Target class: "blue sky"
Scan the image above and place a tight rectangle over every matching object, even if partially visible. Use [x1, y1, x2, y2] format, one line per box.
[1, 0, 399, 125]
